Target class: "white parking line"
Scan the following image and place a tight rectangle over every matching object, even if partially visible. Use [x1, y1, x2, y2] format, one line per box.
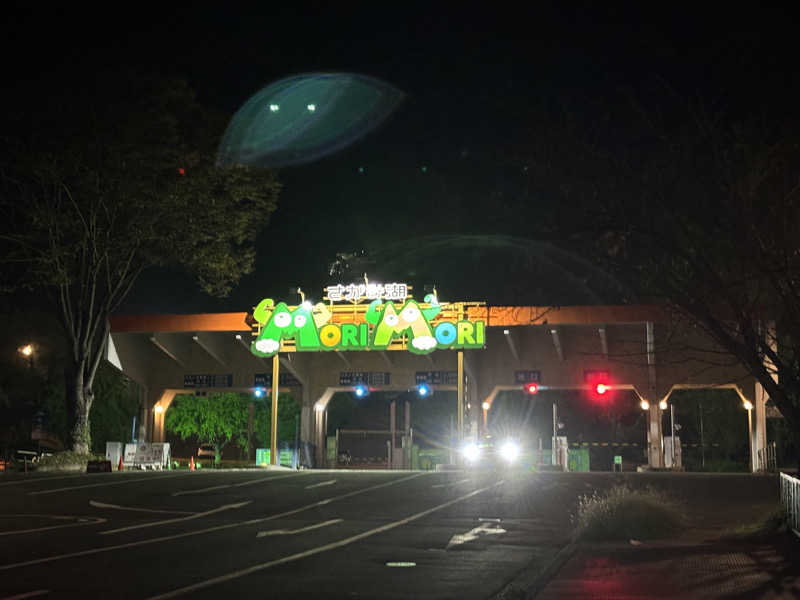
[0, 473, 427, 570]
[28, 473, 189, 495]
[172, 472, 305, 496]
[256, 518, 342, 537]
[0, 475, 85, 487]
[0, 515, 106, 536]
[431, 478, 470, 488]
[147, 480, 505, 599]
[100, 501, 251, 535]
[305, 479, 336, 489]
[0, 590, 50, 600]
[89, 500, 196, 515]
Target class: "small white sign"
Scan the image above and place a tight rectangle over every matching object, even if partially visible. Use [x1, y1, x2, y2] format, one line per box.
[326, 282, 408, 303]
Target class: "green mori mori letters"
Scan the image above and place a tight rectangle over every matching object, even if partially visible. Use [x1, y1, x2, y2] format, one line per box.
[250, 294, 485, 357]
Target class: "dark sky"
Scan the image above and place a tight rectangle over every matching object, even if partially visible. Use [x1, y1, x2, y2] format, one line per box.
[5, 4, 799, 313]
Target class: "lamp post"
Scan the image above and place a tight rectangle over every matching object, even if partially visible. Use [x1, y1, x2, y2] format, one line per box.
[743, 399, 754, 471]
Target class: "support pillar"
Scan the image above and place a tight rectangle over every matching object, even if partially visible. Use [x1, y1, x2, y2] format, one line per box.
[457, 351, 464, 441]
[270, 354, 279, 465]
[389, 400, 396, 468]
[647, 402, 664, 468]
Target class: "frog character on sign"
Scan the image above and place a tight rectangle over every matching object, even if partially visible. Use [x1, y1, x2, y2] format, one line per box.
[366, 294, 441, 354]
[250, 299, 331, 357]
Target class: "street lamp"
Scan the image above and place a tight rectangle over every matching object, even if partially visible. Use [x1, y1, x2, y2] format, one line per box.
[18, 344, 34, 368]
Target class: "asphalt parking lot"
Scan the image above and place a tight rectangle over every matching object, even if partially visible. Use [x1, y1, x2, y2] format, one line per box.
[0, 469, 779, 599]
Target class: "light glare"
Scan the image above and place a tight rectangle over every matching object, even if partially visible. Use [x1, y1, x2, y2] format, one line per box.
[500, 441, 520, 462]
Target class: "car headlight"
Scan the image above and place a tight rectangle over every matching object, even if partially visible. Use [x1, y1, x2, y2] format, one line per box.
[500, 441, 520, 462]
[462, 443, 480, 462]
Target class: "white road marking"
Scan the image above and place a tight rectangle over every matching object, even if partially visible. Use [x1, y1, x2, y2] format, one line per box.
[445, 521, 507, 549]
[89, 500, 195, 515]
[305, 479, 336, 489]
[100, 501, 251, 535]
[257, 518, 342, 537]
[0, 515, 106, 537]
[172, 472, 304, 496]
[0, 473, 427, 571]
[431, 478, 469, 488]
[147, 480, 504, 599]
[28, 473, 188, 495]
[0, 475, 86, 487]
[0, 590, 50, 600]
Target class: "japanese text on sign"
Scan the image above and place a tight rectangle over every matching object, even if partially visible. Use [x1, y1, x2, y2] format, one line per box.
[416, 371, 459, 385]
[183, 374, 233, 388]
[339, 372, 391, 386]
[326, 282, 408, 303]
[514, 370, 541, 384]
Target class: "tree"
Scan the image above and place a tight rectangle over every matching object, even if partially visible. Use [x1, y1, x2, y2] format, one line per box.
[165, 393, 250, 464]
[0, 72, 280, 453]
[509, 89, 800, 465]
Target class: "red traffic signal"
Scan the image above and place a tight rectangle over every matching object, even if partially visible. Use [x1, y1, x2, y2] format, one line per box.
[523, 382, 539, 395]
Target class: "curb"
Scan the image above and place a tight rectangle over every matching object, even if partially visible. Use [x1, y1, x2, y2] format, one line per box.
[491, 541, 577, 600]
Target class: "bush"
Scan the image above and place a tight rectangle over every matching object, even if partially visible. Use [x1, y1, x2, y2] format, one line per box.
[37, 451, 103, 471]
[573, 484, 685, 541]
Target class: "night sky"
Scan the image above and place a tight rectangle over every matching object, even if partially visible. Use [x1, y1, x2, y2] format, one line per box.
[5, 4, 799, 314]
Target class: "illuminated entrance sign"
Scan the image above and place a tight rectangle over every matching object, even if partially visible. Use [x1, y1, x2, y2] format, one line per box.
[326, 282, 408, 302]
[249, 293, 486, 358]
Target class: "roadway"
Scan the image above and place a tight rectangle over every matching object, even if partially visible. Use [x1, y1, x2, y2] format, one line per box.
[0, 469, 778, 599]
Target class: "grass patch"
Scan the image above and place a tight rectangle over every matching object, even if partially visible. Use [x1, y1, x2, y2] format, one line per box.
[573, 484, 685, 541]
[721, 506, 788, 540]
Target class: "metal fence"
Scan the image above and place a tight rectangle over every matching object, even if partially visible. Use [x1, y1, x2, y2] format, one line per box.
[757, 441, 778, 473]
[780, 472, 800, 538]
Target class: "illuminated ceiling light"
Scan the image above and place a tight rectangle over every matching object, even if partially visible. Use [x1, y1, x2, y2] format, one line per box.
[235, 334, 242, 340]
[640, 399, 650, 410]
[192, 335, 199, 341]
[482, 401, 490, 410]
[659, 399, 668, 410]
[307, 103, 316, 112]
[503, 329, 510, 335]
[269, 104, 279, 112]
[743, 400, 754, 410]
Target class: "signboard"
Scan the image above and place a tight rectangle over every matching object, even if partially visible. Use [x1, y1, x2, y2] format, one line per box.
[326, 282, 408, 303]
[416, 371, 458, 385]
[254, 373, 301, 387]
[614, 455, 622, 465]
[583, 370, 609, 383]
[250, 293, 486, 358]
[339, 371, 391, 386]
[124, 443, 171, 469]
[184, 374, 233, 388]
[514, 370, 541, 384]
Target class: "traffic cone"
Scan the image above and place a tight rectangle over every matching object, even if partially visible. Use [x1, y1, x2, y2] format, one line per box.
[118, 456, 124, 471]
[189, 456, 195, 471]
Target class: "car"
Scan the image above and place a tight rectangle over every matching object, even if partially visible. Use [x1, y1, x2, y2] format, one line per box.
[197, 444, 217, 459]
[461, 436, 522, 469]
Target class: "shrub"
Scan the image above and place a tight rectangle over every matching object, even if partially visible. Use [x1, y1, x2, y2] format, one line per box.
[573, 484, 685, 541]
[37, 451, 104, 471]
